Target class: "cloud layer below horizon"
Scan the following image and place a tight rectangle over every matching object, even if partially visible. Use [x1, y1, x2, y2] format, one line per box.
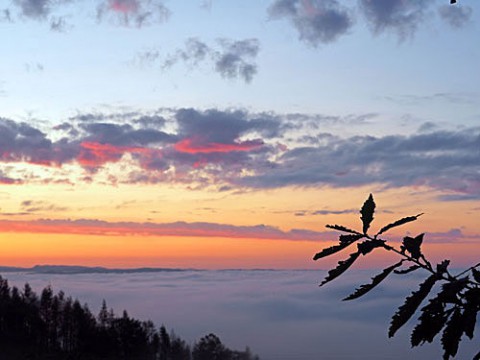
[4, 270, 480, 360]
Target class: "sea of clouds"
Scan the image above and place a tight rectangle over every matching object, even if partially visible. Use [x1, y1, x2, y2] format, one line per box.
[3, 269, 479, 360]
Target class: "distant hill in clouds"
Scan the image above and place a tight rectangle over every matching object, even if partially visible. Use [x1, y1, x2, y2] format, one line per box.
[0, 264, 193, 274]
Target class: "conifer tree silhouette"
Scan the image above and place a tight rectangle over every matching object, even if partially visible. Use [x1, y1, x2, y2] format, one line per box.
[0, 277, 260, 359]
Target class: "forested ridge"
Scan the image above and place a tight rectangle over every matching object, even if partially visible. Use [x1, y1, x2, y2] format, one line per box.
[0, 275, 259, 360]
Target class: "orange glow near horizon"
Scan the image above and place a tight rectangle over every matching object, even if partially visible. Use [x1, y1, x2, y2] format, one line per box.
[0, 229, 478, 270]
[0, 232, 326, 269]
[0, 182, 478, 270]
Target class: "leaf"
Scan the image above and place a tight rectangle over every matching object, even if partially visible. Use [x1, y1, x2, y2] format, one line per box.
[376, 213, 423, 236]
[441, 307, 463, 360]
[326, 224, 361, 235]
[313, 242, 354, 260]
[472, 268, 480, 283]
[394, 265, 421, 275]
[438, 277, 469, 305]
[437, 260, 450, 275]
[313, 234, 364, 260]
[462, 306, 478, 340]
[360, 194, 375, 234]
[339, 234, 364, 243]
[357, 239, 385, 256]
[463, 288, 480, 339]
[343, 261, 403, 301]
[411, 298, 449, 346]
[401, 233, 424, 260]
[319, 252, 360, 287]
[389, 274, 438, 338]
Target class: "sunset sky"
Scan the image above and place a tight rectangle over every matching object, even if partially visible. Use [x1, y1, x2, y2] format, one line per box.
[0, 0, 479, 269]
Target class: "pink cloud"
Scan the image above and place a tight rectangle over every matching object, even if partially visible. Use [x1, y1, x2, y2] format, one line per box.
[0, 218, 472, 245]
[108, 0, 139, 14]
[77, 141, 150, 168]
[0, 218, 331, 242]
[301, 0, 320, 17]
[174, 137, 264, 154]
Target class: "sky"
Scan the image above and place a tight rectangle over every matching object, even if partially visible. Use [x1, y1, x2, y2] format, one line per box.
[0, 0, 479, 269]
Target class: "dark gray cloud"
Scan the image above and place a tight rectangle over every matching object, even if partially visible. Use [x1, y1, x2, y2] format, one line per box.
[50, 15, 68, 31]
[137, 108, 279, 179]
[68, 110, 166, 124]
[359, 0, 435, 41]
[236, 127, 480, 200]
[162, 38, 210, 69]
[20, 200, 68, 213]
[97, 0, 170, 27]
[13, 0, 50, 19]
[52, 122, 80, 138]
[9, 0, 73, 31]
[5, 0, 475, 42]
[271, 1, 476, 46]
[133, 114, 166, 128]
[0, 109, 278, 176]
[1, 8, 12, 22]
[162, 38, 260, 83]
[311, 209, 357, 215]
[438, 4, 473, 28]
[424, 228, 465, 243]
[268, 0, 354, 46]
[215, 39, 260, 83]
[1, 110, 479, 200]
[5, 0, 170, 30]
[0, 117, 60, 164]
[293, 208, 357, 216]
[79, 122, 175, 147]
[175, 108, 280, 143]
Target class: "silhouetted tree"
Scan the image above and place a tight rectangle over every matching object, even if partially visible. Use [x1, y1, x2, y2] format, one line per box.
[0, 277, 259, 359]
[170, 331, 192, 360]
[98, 299, 109, 328]
[39, 286, 56, 352]
[159, 324, 171, 360]
[193, 333, 229, 360]
[314, 194, 480, 360]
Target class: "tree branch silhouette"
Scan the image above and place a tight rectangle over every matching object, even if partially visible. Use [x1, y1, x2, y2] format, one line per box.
[314, 194, 480, 360]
